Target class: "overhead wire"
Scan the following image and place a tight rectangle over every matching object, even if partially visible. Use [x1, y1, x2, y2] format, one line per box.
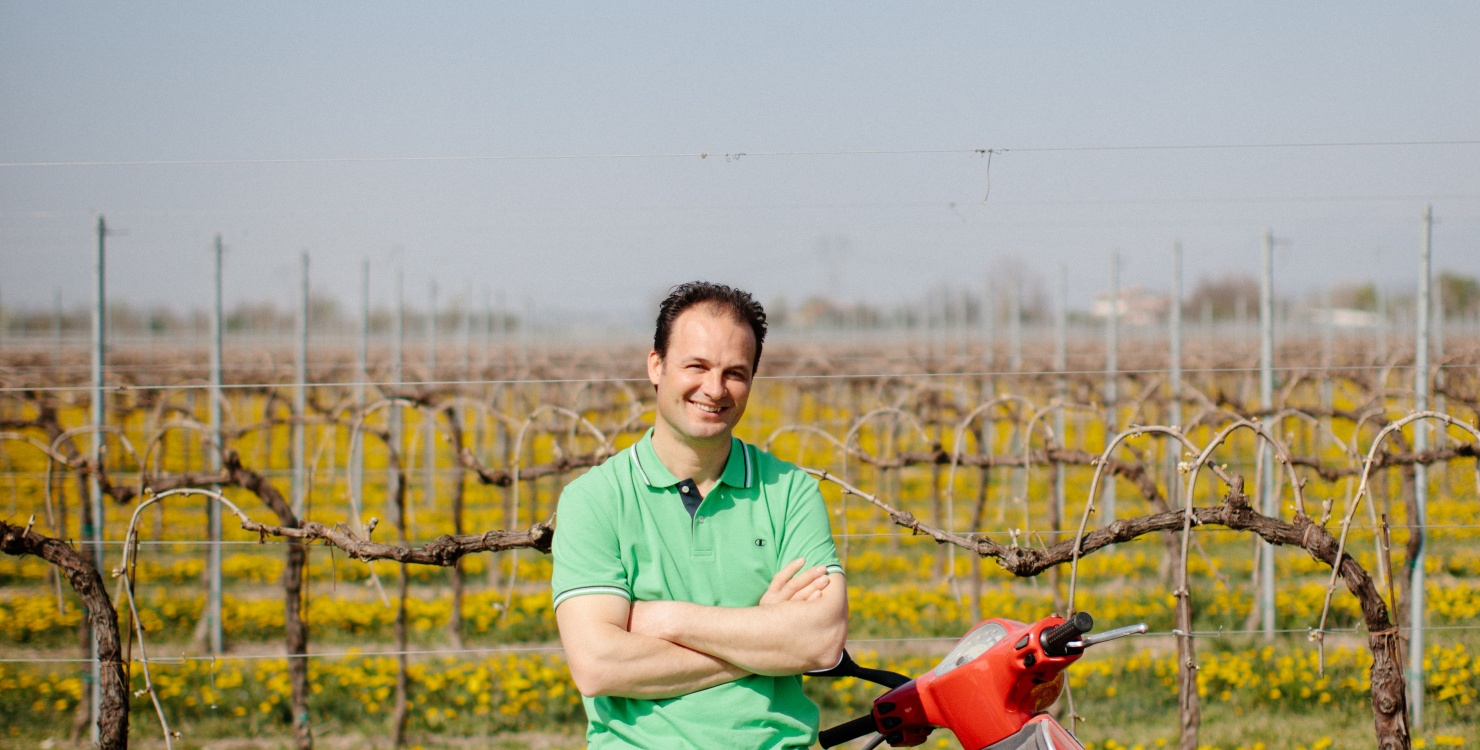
[2, 138, 1477, 169]
[3, 523, 1471, 547]
[4, 623, 1480, 665]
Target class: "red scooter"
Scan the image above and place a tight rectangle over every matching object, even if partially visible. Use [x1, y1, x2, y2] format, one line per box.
[811, 612, 1147, 749]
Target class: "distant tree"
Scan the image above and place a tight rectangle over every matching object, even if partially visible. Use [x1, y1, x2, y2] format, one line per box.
[793, 297, 881, 328]
[227, 302, 292, 334]
[768, 295, 790, 328]
[1185, 275, 1260, 320]
[984, 257, 1048, 323]
[1331, 282, 1378, 311]
[310, 295, 342, 325]
[1439, 271, 1479, 317]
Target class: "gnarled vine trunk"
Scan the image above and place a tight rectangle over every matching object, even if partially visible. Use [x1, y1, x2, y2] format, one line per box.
[0, 521, 128, 750]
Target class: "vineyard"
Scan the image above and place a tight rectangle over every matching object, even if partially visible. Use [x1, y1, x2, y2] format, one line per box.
[1, 333, 1477, 750]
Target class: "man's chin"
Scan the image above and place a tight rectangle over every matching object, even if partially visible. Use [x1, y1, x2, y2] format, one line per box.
[674, 422, 733, 443]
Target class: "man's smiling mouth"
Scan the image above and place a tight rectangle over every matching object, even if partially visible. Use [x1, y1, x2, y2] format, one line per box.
[691, 402, 725, 414]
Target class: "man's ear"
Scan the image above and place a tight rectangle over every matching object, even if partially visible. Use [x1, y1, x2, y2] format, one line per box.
[647, 350, 663, 387]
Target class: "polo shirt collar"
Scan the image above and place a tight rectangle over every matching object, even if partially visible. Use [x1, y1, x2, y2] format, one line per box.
[631, 429, 753, 490]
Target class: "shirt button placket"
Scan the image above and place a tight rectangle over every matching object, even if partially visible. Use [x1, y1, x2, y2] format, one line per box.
[692, 491, 715, 557]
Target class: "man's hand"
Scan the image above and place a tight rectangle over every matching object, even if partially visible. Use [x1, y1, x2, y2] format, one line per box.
[628, 560, 847, 677]
[759, 557, 832, 605]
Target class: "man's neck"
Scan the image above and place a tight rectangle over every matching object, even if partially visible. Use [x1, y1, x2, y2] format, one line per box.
[650, 425, 732, 493]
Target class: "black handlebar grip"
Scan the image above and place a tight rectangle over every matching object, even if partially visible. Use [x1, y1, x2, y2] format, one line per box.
[807, 649, 913, 690]
[819, 713, 879, 748]
[853, 665, 912, 690]
[1041, 612, 1094, 656]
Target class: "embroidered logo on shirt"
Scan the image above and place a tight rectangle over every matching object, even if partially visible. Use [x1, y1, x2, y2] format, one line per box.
[754, 538, 766, 547]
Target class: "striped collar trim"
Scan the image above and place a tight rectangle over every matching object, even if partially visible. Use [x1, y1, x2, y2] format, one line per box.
[631, 429, 753, 490]
[628, 447, 653, 485]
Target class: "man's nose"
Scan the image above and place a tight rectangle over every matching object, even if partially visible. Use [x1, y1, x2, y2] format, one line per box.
[701, 370, 726, 399]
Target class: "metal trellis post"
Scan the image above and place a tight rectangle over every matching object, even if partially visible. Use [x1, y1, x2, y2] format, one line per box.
[1169, 241, 1183, 508]
[1054, 265, 1068, 532]
[425, 279, 438, 511]
[388, 263, 404, 526]
[1009, 279, 1022, 374]
[1409, 204, 1432, 728]
[293, 252, 309, 518]
[354, 260, 369, 525]
[88, 214, 107, 745]
[1103, 251, 1119, 526]
[207, 234, 225, 655]
[1259, 228, 1277, 640]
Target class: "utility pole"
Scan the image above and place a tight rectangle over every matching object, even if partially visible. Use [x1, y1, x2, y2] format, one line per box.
[1409, 204, 1433, 728]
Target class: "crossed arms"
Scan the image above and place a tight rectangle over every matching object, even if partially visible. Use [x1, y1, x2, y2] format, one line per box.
[555, 559, 848, 700]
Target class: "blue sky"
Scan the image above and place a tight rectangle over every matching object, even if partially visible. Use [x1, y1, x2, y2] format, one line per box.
[2, 2, 1477, 324]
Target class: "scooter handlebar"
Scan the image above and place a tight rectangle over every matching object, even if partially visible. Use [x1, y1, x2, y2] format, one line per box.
[1040, 612, 1094, 656]
[819, 713, 879, 748]
[808, 649, 912, 689]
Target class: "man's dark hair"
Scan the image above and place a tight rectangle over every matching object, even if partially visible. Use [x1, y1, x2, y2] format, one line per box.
[654, 281, 768, 371]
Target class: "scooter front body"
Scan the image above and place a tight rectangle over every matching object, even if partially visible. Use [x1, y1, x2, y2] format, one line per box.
[914, 617, 1084, 750]
[979, 714, 1085, 750]
[814, 611, 1140, 750]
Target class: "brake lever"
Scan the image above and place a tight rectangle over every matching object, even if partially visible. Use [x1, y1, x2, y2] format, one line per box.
[1068, 623, 1149, 649]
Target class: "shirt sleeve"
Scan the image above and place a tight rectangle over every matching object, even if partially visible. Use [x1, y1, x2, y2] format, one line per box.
[550, 473, 632, 610]
[777, 468, 844, 577]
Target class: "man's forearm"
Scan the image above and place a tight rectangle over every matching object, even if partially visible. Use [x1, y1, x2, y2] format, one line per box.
[635, 575, 848, 676]
[573, 625, 751, 699]
[556, 595, 752, 700]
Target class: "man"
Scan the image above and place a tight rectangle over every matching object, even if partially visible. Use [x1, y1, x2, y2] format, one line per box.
[551, 281, 848, 748]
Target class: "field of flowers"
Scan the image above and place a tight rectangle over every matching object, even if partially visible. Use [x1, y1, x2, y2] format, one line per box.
[1, 637, 1473, 747]
[1, 343, 1478, 748]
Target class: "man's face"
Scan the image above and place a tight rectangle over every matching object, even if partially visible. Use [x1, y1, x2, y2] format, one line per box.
[648, 305, 757, 447]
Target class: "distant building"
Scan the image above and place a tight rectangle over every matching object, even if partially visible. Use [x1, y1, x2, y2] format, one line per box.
[1311, 307, 1382, 328]
[1091, 286, 1169, 326]
[793, 297, 879, 328]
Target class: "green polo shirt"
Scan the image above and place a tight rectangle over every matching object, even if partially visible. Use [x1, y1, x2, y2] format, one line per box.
[551, 429, 844, 749]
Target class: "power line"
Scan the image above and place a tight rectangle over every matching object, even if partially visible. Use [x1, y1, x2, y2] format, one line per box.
[4, 193, 1478, 219]
[2, 139, 1477, 169]
[1005, 139, 1480, 154]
